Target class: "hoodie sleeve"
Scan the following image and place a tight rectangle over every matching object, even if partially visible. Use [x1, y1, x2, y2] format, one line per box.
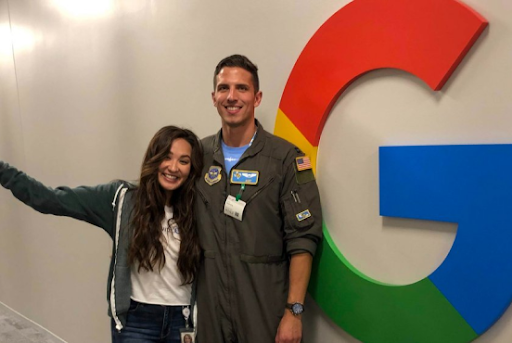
[0, 161, 121, 235]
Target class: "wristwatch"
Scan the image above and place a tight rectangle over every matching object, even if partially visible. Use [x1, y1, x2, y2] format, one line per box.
[286, 302, 305, 316]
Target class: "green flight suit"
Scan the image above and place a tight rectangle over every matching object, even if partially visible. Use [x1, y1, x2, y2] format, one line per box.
[195, 123, 323, 343]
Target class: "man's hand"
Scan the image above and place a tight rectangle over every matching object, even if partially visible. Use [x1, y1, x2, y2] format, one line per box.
[275, 311, 302, 343]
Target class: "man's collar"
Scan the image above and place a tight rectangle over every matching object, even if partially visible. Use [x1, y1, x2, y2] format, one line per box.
[214, 119, 263, 151]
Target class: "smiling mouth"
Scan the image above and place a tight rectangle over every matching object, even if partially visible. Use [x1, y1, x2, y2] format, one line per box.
[163, 173, 179, 181]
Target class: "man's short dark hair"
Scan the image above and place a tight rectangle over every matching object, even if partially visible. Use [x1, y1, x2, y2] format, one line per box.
[213, 54, 259, 92]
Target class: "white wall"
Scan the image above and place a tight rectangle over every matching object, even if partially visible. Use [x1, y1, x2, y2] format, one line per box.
[0, 0, 511, 342]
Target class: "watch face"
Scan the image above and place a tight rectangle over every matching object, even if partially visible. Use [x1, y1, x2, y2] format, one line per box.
[292, 303, 304, 314]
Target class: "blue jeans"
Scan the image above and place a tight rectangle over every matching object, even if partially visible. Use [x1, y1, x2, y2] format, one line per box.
[111, 300, 186, 343]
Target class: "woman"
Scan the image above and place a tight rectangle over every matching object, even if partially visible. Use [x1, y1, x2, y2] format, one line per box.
[0, 126, 202, 343]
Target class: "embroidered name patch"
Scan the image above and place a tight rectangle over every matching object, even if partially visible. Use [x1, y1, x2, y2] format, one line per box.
[230, 169, 259, 185]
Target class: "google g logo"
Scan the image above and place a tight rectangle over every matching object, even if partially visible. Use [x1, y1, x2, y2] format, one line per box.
[272, 0, 506, 342]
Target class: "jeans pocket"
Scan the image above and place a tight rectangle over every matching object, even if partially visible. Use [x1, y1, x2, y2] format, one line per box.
[128, 300, 140, 312]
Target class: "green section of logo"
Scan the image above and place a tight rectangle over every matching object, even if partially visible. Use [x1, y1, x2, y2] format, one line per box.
[308, 225, 477, 343]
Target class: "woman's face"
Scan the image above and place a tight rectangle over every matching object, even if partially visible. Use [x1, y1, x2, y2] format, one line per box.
[157, 138, 192, 195]
[183, 334, 193, 343]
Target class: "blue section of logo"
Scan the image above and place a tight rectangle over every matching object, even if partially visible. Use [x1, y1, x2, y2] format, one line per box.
[380, 145, 512, 334]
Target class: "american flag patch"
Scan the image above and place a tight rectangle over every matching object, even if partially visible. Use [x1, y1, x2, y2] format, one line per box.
[295, 156, 312, 171]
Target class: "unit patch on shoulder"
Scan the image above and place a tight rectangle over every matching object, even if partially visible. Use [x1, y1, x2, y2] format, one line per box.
[205, 166, 222, 185]
[231, 169, 259, 185]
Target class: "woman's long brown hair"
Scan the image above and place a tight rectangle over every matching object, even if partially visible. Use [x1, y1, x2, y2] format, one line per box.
[128, 126, 203, 284]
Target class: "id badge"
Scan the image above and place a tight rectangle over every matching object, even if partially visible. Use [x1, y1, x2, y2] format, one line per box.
[180, 306, 195, 342]
[224, 195, 246, 221]
[179, 328, 195, 343]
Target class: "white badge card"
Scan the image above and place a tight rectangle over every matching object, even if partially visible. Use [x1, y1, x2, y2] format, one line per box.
[224, 195, 246, 221]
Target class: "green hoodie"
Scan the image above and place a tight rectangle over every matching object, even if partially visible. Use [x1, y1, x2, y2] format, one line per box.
[0, 161, 136, 331]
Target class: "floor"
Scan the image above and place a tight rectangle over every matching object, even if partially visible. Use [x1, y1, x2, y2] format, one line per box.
[0, 302, 65, 343]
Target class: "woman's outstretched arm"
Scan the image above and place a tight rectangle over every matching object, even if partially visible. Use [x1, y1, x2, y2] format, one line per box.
[0, 161, 124, 236]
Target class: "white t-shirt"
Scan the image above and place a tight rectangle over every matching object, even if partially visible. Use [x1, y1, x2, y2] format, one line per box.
[130, 206, 191, 305]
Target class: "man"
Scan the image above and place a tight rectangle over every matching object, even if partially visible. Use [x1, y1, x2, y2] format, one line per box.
[195, 54, 322, 343]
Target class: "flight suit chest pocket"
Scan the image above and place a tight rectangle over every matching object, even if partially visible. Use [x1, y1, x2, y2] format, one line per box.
[282, 189, 315, 230]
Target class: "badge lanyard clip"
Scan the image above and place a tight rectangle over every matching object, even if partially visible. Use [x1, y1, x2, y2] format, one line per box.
[236, 183, 246, 201]
[182, 306, 191, 328]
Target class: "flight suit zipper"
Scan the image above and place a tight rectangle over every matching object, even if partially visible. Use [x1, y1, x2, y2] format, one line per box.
[244, 177, 275, 204]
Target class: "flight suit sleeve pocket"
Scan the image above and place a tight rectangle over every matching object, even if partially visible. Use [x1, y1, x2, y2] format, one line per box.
[282, 190, 315, 231]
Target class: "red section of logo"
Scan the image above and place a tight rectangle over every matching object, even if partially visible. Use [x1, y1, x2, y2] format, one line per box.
[279, 0, 487, 146]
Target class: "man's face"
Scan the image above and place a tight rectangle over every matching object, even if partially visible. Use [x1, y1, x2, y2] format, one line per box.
[212, 67, 262, 129]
